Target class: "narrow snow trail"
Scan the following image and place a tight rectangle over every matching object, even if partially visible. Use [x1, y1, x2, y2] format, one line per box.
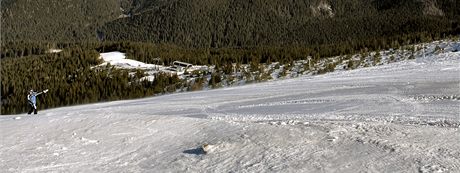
[1, 50, 459, 172]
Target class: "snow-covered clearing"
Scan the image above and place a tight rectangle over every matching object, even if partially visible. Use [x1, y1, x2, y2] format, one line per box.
[1, 45, 460, 172]
[99, 51, 157, 69]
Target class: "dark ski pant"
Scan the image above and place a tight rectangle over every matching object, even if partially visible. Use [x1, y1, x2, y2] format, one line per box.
[28, 103, 37, 114]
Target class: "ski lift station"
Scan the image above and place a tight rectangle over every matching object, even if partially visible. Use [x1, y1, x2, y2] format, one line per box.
[172, 61, 193, 72]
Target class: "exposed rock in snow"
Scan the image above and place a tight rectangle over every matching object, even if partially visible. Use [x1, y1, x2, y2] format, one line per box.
[418, 0, 445, 16]
[311, 0, 334, 17]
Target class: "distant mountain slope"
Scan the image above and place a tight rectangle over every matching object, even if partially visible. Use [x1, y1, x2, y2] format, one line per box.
[1, 0, 121, 42]
[98, 0, 459, 47]
[1, 0, 459, 45]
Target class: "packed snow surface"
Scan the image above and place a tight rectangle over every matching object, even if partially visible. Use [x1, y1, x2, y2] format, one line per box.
[1, 47, 460, 172]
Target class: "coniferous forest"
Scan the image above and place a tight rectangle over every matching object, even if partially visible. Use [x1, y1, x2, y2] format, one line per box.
[1, 0, 459, 114]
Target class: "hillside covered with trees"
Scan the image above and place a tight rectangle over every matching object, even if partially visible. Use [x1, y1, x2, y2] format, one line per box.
[2, 0, 459, 45]
[97, 0, 460, 48]
[0, 44, 184, 114]
[1, 0, 121, 42]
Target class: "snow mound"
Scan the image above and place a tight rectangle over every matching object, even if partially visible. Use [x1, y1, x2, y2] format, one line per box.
[47, 49, 63, 53]
[140, 76, 155, 82]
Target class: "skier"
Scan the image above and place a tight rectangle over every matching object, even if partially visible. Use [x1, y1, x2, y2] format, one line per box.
[27, 89, 48, 114]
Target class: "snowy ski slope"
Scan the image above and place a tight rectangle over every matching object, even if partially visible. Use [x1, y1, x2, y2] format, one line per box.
[1, 42, 459, 172]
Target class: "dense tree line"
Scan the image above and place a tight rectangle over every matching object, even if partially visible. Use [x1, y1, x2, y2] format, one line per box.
[0, 42, 48, 58]
[94, 31, 445, 68]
